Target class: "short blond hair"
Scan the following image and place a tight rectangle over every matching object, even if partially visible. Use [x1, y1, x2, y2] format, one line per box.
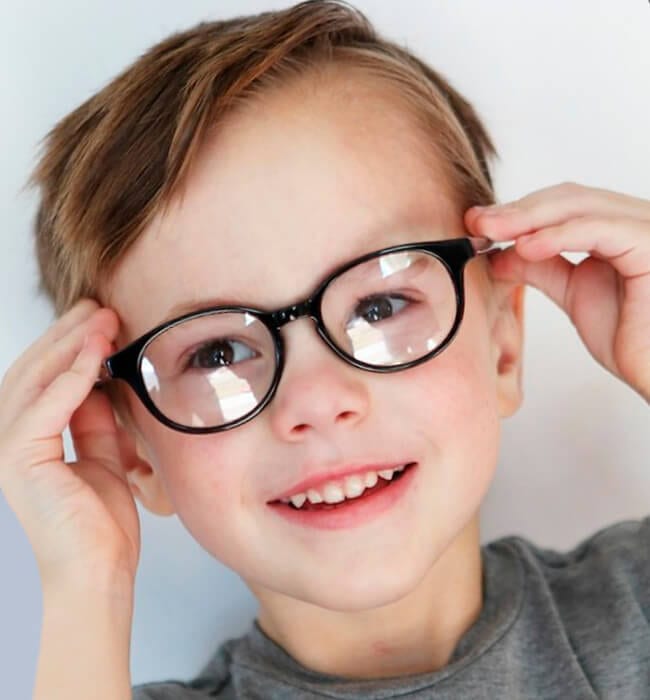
[26, 0, 498, 320]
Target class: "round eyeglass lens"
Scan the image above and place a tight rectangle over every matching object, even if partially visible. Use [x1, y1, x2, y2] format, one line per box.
[321, 250, 458, 366]
[140, 312, 276, 429]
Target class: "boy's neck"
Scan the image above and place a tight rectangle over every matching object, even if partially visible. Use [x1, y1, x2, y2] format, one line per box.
[251, 515, 484, 680]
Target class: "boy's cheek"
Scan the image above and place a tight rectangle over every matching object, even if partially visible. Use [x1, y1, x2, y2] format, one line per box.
[124, 398, 249, 518]
[391, 347, 502, 478]
[392, 342, 499, 424]
[159, 432, 247, 501]
[398, 352, 502, 485]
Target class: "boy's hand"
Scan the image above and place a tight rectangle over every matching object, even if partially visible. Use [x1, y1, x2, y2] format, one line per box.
[464, 182, 650, 403]
[0, 299, 142, 595]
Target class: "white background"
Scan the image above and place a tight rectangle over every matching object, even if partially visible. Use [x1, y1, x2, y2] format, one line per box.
[1, 1, 649, 696]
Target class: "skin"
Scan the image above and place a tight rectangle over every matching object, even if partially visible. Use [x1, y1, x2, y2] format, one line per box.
[101, 72, 526, 679]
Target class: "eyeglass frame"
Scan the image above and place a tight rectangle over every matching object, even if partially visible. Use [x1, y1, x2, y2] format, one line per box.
[93, 235, 509, 434]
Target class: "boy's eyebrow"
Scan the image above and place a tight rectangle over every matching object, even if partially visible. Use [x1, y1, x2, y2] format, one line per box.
[156, 221, 450, 327]
[159, 293, 253, 325]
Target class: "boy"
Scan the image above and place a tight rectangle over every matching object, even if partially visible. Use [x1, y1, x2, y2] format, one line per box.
[1, 1, 648, 698]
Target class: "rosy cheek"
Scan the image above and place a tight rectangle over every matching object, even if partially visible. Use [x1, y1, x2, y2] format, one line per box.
[391, 339, 497, 430]
[166, 438, 240, 503]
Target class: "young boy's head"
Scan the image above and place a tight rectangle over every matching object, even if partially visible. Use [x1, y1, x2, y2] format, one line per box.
[27, 0, 524, 630]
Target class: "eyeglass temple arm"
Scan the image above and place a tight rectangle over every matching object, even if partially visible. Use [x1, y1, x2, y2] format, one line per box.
[468, 236, 514, 255]
[93, 361, 112, 389]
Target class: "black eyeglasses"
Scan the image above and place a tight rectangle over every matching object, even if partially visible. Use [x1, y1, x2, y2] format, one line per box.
[94, 236, 508, 434]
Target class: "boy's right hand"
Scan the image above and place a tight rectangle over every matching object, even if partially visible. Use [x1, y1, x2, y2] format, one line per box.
[0, 298, 141, 597]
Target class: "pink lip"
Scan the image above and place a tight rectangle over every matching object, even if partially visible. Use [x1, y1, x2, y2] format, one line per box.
[268, 461, 414, 502]
[267, 462, 418, 530]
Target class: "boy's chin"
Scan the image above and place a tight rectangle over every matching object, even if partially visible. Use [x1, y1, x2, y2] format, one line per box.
[276, 559, 433, 613]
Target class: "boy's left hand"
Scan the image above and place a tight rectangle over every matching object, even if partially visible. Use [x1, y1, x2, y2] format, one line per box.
[464, 182, 650, 404]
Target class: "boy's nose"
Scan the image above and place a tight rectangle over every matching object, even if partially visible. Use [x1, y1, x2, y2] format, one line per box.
[267, 318, 371, 442]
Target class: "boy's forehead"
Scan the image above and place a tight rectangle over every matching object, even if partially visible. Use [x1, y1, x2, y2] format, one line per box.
[106, 83, 460, 344]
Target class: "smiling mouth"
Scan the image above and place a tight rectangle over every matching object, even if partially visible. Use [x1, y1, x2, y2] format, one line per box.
[275, 462, 416, 511]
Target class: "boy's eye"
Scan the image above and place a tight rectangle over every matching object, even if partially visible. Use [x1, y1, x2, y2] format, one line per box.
[350, 294, 410, 326]
[185, 338, 256, 370]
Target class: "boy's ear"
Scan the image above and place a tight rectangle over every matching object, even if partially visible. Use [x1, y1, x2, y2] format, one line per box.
[489, 281, 526, 418]
[113, 409, 176, 517]
[127, 433, 177, 517]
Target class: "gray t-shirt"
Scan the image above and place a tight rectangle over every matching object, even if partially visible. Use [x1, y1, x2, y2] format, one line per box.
[132, 516, 650, 699]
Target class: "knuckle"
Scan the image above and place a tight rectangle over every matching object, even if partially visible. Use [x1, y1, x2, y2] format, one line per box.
[67, 364, 88, 382]
[570, 213, 601, 230]
[557, 181, 584, 197]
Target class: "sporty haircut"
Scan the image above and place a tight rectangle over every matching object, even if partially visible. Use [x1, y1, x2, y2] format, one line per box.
[25, 0, 499, 321]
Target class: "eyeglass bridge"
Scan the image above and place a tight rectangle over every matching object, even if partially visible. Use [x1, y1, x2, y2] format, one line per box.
[271, 299, 314, 328]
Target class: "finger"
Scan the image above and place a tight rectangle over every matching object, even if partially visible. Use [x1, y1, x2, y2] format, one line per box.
[1, 309, 119, 426]
[3, 298, 100, 386]
[31, 309, 119, 392]
[69, 385, 131, 485]
[512, 182, 650, 221]
[466, 182, 650, 239]
[512, 215, 650, 280]
[17, 332, 112, 445]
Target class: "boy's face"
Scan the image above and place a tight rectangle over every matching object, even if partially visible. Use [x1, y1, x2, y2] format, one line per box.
[105, 72, 524, 611]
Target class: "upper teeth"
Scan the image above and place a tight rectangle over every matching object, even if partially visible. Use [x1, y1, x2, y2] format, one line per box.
[281, 465, 409, 509]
